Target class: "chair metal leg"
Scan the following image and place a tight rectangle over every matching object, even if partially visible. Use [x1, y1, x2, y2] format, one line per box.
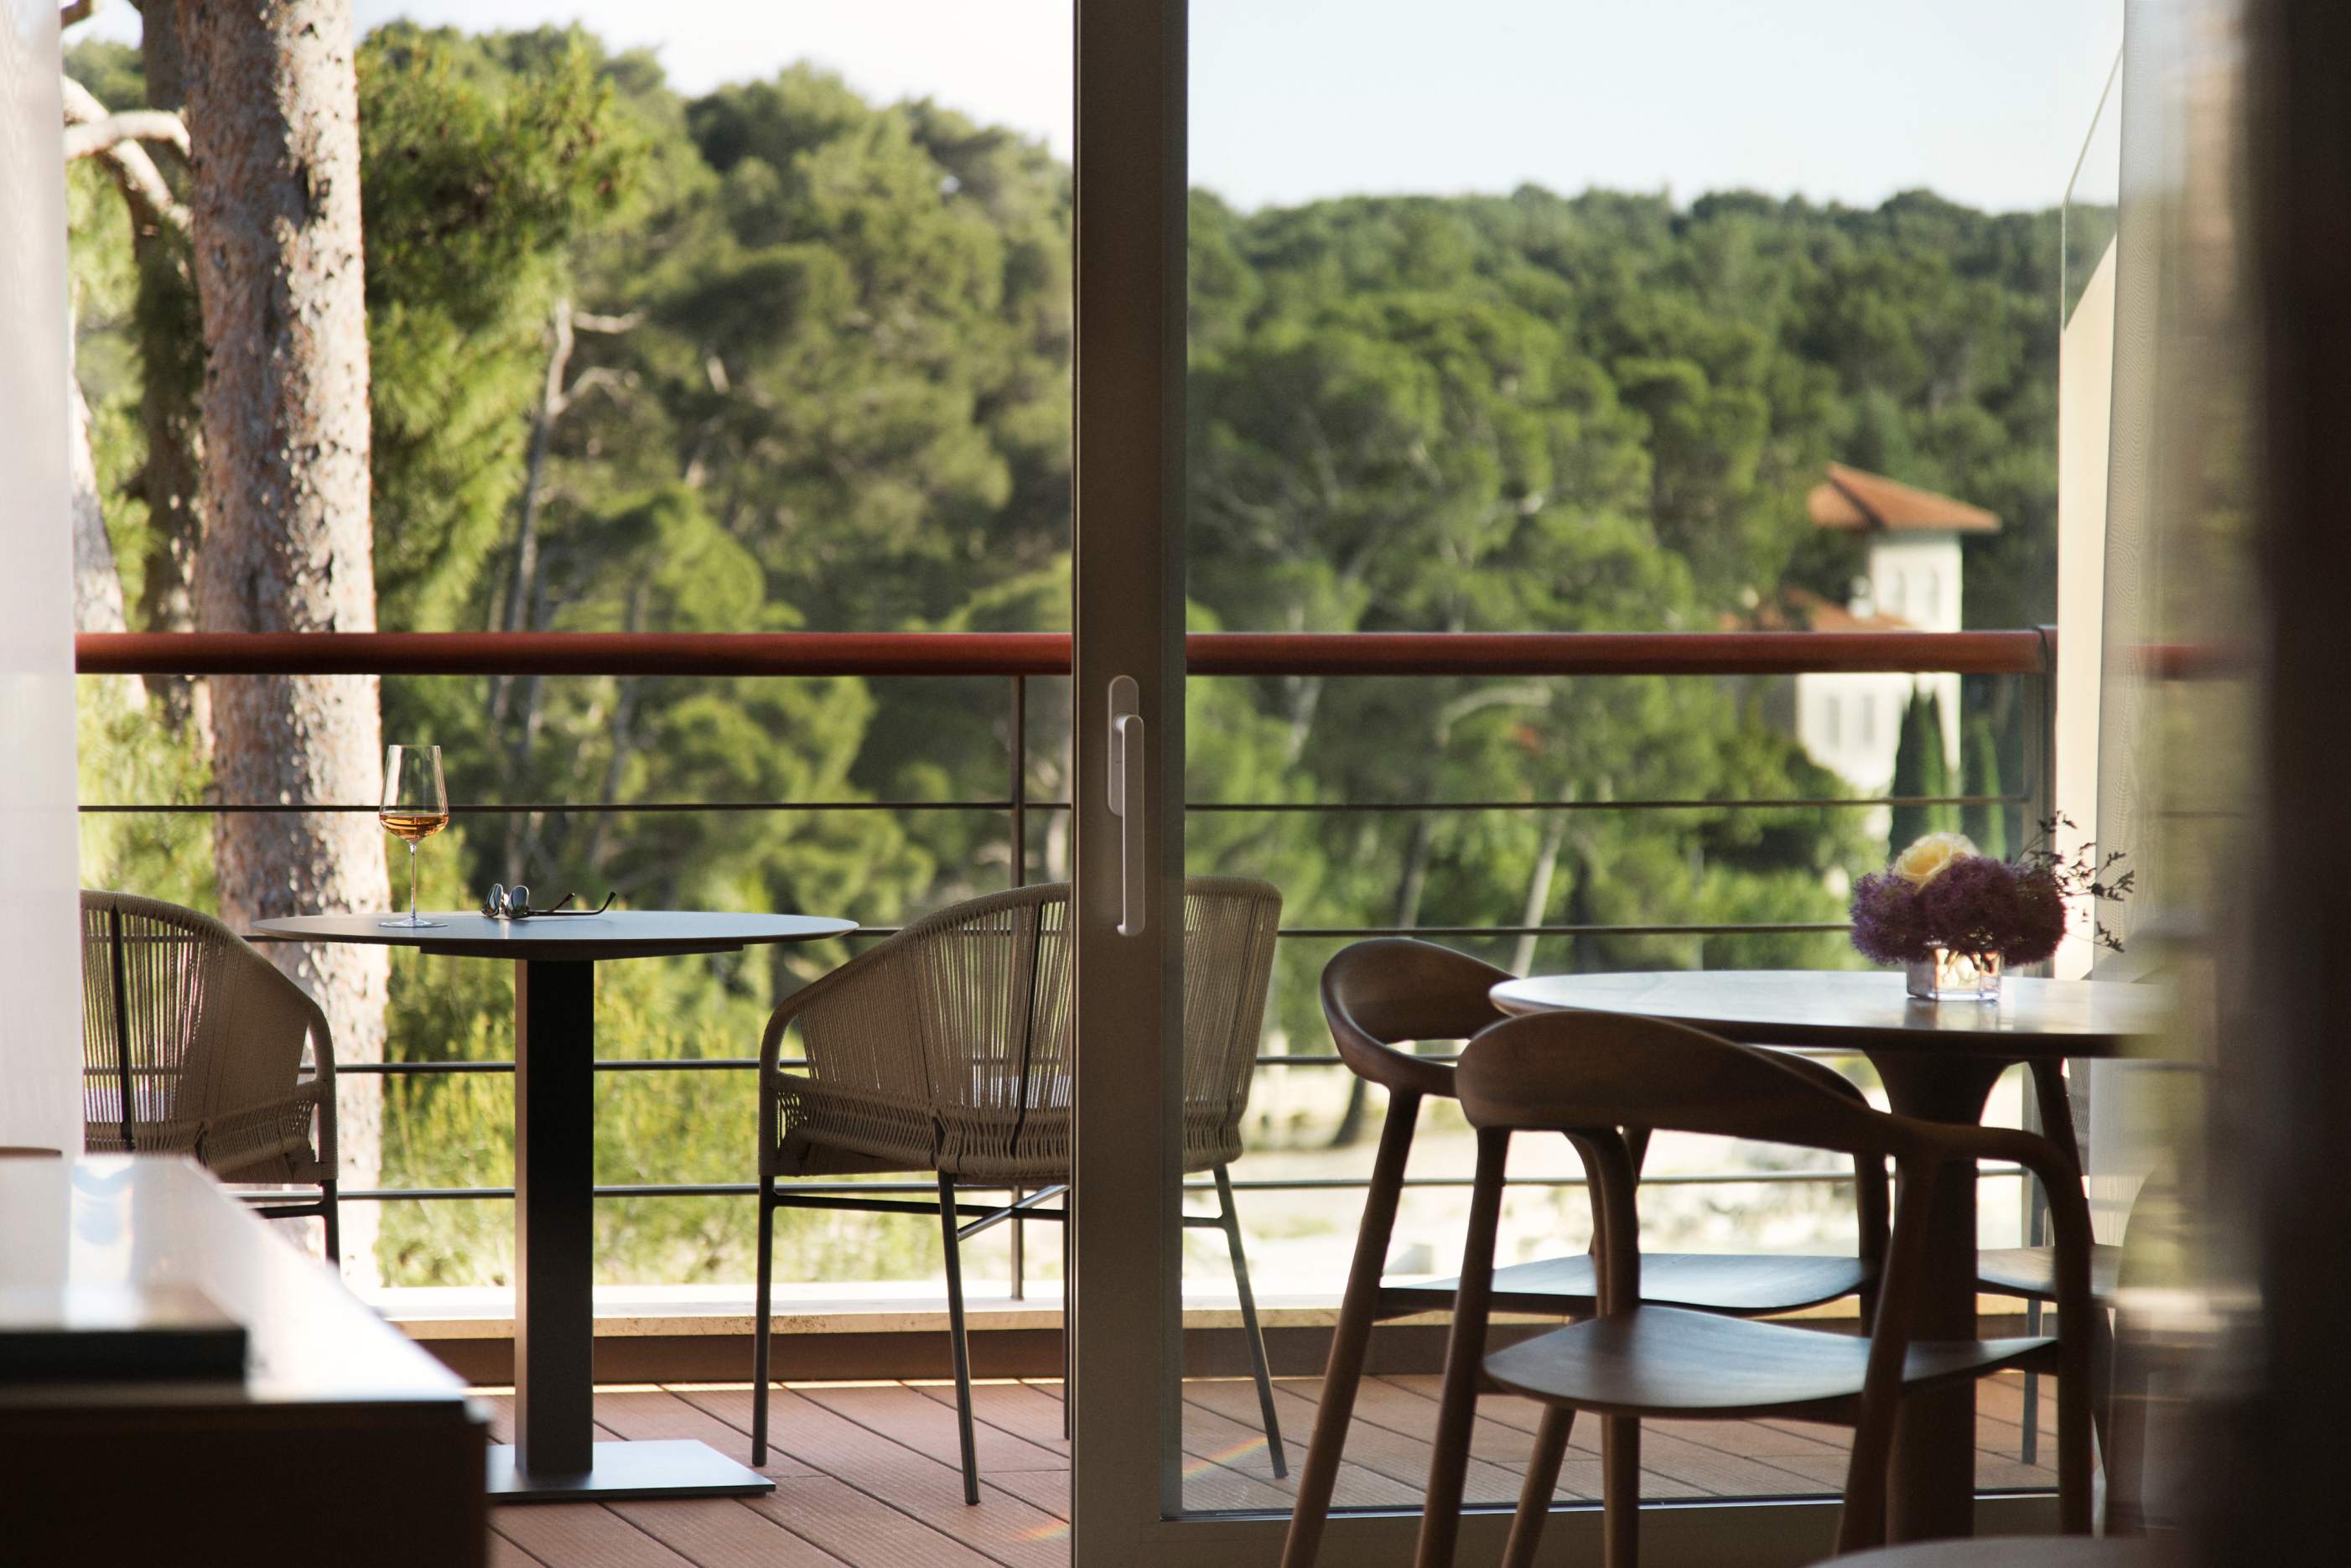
[1214, 1164, 1287, 1478]
[752, 1186, 775, 1466]
[941, 1173, 980, 1504]
[320, 1177, 340, 1269]
[1502, 1404, 1577, 1568]
[1281, 1090, 1419, 1568]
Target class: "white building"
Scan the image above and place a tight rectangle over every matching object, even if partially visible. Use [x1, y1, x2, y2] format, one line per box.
[1783, 464, 2000, 796]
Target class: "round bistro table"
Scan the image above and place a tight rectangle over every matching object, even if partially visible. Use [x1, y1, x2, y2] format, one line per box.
[256, 910, 855, 1503]
[1487, 969, 2168, 1542]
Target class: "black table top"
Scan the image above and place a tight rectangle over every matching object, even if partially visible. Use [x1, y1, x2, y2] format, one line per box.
[252, 909, 856, 961]
[1489, 968, 2167, 1057]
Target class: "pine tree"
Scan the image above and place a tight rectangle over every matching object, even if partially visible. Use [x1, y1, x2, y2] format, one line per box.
[182, 0, 392, 1280]
[1887, 684, 1962, 853]
[1962, 714, 2008, 860]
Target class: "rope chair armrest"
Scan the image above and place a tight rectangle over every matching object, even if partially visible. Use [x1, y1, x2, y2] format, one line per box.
[756, 931, 930, 1161]
[217, 935, 338, 1169]
[194, 1081, 332, 1181]
[757, 936, 908, 1082]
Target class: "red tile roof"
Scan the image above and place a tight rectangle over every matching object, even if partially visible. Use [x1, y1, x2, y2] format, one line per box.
[1807, 462, 2000, 534]
[1723, 586, 1916, 634]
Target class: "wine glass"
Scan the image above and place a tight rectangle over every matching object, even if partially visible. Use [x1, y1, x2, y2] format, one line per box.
[379, 744, 449, 929]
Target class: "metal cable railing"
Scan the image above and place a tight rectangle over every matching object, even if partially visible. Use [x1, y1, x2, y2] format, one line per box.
[74, 628, 2057, 1288]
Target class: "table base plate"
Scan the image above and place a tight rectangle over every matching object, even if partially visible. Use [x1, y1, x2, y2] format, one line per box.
[490, 1439, 775, 1503]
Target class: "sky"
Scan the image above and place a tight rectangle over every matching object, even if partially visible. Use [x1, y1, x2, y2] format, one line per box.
[77, 0, 2125, 215]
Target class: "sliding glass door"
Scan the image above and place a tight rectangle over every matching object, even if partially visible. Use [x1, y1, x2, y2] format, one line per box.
[1067, 3, 2125, 1561]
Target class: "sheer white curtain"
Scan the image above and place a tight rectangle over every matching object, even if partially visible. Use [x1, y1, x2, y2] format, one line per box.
[0, 1, 85, 1155]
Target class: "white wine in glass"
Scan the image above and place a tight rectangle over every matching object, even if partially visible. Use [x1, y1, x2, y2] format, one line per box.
[379, 744, 449, 928]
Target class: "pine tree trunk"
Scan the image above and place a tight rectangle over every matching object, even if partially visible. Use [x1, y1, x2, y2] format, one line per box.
[179, 0, 389, 1281]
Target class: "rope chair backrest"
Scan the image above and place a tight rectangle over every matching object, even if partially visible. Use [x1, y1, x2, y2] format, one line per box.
[789, 885, 1074, 1175]
[782, 879, 1281, 1176]
[80, 891, 320, 1166]
[1179, 878, 1284, 1168]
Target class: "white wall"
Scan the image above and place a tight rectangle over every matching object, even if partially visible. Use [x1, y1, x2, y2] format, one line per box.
[2056, 237, 2119, 980]
[1866, 535, 1966, 633]
[0, 2, 85, 1154]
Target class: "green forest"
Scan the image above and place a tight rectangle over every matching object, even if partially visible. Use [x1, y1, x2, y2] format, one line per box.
[66, 24, 2058, 1287]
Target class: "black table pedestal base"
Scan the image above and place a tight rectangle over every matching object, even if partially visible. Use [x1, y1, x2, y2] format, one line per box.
[489, 1439, 776, 1503]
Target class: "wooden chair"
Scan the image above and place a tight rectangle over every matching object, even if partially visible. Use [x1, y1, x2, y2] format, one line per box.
[1979, 1058, 2125, 1463]
[1282, 939, 1885, 1568]
[79, 890, 340, 1262]
[1816, 1539, 2176, 1567]
[1419, 1008, 2096, 1568]
[751, 878, 1285, 1503]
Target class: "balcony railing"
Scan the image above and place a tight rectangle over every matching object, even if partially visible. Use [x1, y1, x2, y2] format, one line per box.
[74, 628, 2056, 1294]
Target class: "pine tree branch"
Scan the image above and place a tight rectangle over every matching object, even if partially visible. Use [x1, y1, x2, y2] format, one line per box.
[63, 108, 189, 164]
[59, 76, 187, 233]
[571, 309, 643, 335]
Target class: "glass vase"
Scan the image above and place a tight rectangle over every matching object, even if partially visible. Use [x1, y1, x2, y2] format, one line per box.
[1905, 947, 2003, 1001]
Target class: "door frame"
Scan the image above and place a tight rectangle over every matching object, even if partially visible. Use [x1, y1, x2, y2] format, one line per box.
[1062, 3, 2065, 1560]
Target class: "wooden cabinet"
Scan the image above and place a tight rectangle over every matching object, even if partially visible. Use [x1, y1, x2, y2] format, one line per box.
[0, 1157, 486, 1567]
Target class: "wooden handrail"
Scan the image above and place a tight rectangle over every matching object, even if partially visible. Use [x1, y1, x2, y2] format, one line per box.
[74, 629, 2054, 679]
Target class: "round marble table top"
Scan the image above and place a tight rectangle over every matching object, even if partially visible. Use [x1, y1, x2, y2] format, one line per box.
[1489, 968, 2167, 1058]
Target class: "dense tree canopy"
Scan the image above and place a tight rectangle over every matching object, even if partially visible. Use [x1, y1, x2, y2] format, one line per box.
[68, 24, 2060, 1285]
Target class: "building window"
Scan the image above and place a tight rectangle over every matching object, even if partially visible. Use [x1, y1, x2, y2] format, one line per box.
[1860, 694, 1876, 746]
[1921, 570, 1941, 619]
[1824, 694, 1841, 746]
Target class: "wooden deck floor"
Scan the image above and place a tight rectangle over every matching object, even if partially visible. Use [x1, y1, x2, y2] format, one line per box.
[483, 1374, 2059, 1567]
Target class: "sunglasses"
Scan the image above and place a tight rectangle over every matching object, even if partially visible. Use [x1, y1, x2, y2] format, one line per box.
[480, 886, 617, 920]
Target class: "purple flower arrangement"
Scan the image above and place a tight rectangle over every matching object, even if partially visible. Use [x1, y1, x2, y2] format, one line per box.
[1849, 818, 2131, 970]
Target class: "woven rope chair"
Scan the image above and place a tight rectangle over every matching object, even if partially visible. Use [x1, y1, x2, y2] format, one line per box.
[753, 877, 1284, 1503]
[80, 890, 340, 1262]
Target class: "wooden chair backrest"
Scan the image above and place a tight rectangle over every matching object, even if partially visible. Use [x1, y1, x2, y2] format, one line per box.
[1456, 1008, 1910, 1159]
[1319, 938, 1514, 1098]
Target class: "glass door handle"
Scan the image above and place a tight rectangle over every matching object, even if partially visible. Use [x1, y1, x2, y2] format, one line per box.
[1107, 676, 1145, 937]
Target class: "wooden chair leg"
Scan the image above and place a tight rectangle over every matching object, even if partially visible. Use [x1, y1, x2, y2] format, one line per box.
[2089, 1299, 2114, 1465]
[2020, 1296, 2043, 1467]
[1502, 1404, 1576, 1568]
[1215, 1164, 1288, 1477]
[1062, 1197, 1074, 1442]
[2058, 1327, 2094, 1533]
[1280, 1091, 1419, 1568]
[752, 1186, 776, 1466]
[1602, 1414, 1642, 1568]
[940, 1172, 980, 1505]
[320, 1177, 340, 1269]
[1413, 1125, 1509, 1568]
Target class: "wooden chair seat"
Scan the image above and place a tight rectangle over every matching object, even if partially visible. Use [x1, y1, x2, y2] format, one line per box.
[1819, 1536, 2176, 1567]
[1404, 1249, 1875, 1316]
[1977, 1243, 2123, 1301]
[1484, 1305, 2052, 1419]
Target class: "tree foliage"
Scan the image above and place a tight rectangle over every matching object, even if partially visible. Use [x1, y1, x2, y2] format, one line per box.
[66, 29, 2059, 1283]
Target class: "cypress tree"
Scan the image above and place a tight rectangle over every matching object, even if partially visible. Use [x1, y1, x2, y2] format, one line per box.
[1888, 684, 1961, 855]
[1962, 714, 2008, 859]
[1923, 688, 1959, 836]
[1887, 687, 1934, 853]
